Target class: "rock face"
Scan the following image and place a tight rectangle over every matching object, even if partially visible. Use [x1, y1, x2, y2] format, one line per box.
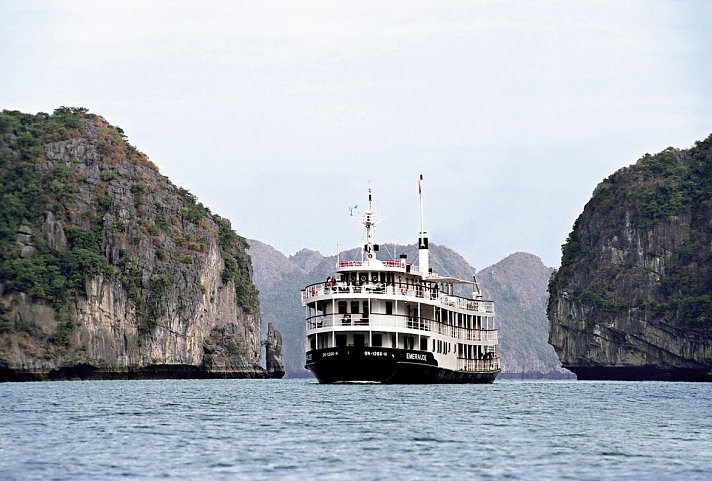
[0, 107, 281, 381]
[249, 239, 568, 378]
[265, 322, 285, 378]
[548, 135, 712, 381]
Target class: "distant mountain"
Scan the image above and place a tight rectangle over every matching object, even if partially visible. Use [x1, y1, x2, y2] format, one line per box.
[479, 252, 568, 376]
[289, 248, 324, 273]
[250, 240, 571, 378]
[249, 240, 302, 292]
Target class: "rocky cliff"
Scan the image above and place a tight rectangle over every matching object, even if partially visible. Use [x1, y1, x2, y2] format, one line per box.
[249, 240, 568, 378]
[0, 107, 281, 380]
[548, 135, 712, 381]
[265, 321, 285, 378]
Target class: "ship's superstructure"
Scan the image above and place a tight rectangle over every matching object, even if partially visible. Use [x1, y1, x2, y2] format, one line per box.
[301, 177, 500, 383]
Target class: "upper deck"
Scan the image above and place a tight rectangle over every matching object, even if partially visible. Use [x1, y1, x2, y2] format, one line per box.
[301, 279, 495, 315]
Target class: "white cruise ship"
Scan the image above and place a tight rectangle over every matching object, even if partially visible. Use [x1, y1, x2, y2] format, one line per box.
[301, 177, 500, 383]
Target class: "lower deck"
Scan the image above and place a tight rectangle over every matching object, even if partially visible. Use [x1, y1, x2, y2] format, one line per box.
[308, 329, 497, 373]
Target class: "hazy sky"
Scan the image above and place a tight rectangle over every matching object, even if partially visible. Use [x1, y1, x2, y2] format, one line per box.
[2, 1, 710, 269]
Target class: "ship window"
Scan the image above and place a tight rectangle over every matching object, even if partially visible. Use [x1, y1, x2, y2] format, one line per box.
[351, 301, 359, 314]
[363, 301, 369, 318]
[405, 336, 414, 350]
[420, 337, 427, 351]
[338, 301, 347, 314]
[386, 301, 393, 315]
[373, 334, 382, 347]
[391, 334, 397, 348]
[432, 339, 435, 352]
[336, 334, 347, 347]
[309, 335, 316, 350]
[354, 334, 365, 347]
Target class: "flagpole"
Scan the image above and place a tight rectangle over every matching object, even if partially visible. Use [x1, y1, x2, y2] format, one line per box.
[419, 174, 424, 240]
[418, 174, 429, 274]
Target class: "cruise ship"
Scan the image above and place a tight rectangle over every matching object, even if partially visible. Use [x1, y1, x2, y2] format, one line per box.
[301, 177, 500, 383]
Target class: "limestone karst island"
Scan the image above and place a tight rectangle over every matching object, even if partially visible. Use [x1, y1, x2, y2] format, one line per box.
[0, 108, 284, 381]
[549, 135, 712, 381]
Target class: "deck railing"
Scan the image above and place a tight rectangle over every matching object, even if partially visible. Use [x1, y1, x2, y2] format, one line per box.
[301, 282, 495, 314]
[457, 357, 500, 372]
[338, 259, 415, 270]
[306, 313, 498, 343]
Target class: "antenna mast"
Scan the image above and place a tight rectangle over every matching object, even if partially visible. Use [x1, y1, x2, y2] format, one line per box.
[362, 185, 377, 262]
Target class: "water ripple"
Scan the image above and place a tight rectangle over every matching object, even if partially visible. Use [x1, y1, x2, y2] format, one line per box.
[1, 379, 712, 480]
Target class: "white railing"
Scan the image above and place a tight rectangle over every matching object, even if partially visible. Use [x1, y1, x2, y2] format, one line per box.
[306, 314, 429, 331]
[301, 282, 495, 314]
[337, 259, 416, 271]
[457, 357, 500, 372]
[306, 313, 498, 344]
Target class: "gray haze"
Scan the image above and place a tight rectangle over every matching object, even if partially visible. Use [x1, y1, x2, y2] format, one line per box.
[2, 1, 710, 268]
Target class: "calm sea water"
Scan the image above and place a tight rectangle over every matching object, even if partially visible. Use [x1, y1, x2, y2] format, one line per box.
[1, 379, 711, 480]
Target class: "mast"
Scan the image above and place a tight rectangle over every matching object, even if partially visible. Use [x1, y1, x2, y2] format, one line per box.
[363, 185, 376, 262]
[418, 174, 429, 275]
[472, 272, 483, 300]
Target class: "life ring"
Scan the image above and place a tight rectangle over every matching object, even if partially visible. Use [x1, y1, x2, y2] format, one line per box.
[400, 286, 407, 295]
[360, 275, 367, 282]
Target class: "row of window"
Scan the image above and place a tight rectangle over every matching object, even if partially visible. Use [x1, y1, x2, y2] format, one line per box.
[338, 272, 398, 286]
[434, 339, 451, 354]
[337, 301, 370, 316]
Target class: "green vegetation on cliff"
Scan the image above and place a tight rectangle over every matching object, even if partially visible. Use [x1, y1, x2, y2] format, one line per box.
[551, 134, 712, 327]
[0, 107, 258, 340]
[0, 108, 114, 313]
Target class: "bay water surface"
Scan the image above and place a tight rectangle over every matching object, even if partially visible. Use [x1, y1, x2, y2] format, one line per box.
[1, 379, 711, 480]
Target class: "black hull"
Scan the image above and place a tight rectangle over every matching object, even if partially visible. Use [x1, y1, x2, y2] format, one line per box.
[306, 347, 499, 384]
